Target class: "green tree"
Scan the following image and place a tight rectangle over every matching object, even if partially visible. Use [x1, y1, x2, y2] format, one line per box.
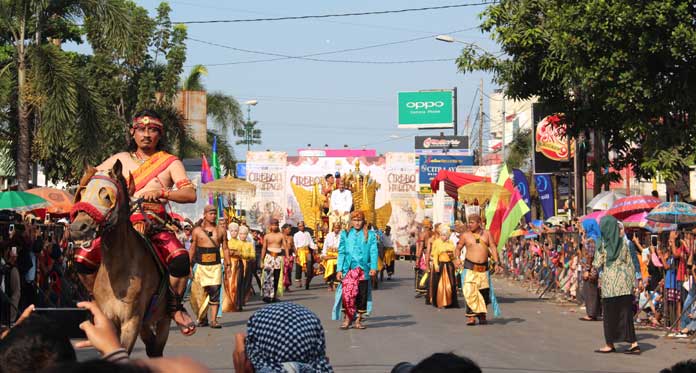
[0, 0, 131, 190]
[458, 0, 696, 187]
[505, 128, 532, 171]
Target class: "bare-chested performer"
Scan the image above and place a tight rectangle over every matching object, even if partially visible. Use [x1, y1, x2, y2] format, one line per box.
[189, 205, 229, 328]
[414, 218, 433, 298]
[455, 214, 502, 326]
[73, 109, 197, 335]
[281, 223, 296, 292]
[260, 219, 289, 302]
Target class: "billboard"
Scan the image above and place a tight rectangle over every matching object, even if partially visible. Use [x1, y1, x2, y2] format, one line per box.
[398, 91, 454, 129]
[532, 103, 574, 173]
[415, 135, 468, 151]
[418, 154, 475, 187]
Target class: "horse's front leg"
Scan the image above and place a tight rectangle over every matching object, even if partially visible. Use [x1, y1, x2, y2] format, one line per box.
[120, 317, 143, 354]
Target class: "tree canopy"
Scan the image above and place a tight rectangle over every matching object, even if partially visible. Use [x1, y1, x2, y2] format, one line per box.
[458, 0, 696, 185]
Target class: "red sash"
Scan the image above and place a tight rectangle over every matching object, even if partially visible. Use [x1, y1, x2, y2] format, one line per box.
[130, 151, 179, 193]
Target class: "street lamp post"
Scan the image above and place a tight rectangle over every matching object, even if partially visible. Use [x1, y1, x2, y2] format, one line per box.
[242, 100, 259, 152]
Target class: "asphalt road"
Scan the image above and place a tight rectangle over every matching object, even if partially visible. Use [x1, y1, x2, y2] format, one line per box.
[111, 261, 693, 372]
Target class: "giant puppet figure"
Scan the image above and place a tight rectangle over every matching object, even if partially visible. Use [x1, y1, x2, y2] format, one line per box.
[72, 109, 197, 336]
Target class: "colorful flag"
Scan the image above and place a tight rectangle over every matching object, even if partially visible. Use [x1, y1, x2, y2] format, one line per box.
[201, 155, 213, 184]
[212, 136, 222, 180]
[496, 185, 530, 252]
[485, 165, 514, 246]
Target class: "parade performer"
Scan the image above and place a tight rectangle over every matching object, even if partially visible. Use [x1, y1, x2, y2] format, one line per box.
[322, 223, 341, 291]
[332, 211, 378, 330]
[430, 225, 459, 309]
[294, 221, 317, 289]
[73, 109, 198, 335]
[238, 225, 256, 305]
[189, 205, 229, 328]
[424, 222, 441, 305]
[281, 223, 295, 293]
[321, 173, 336, 214]
[456, 214, 501, 326]
[261, 219, 289, 303]
[381, 226, 396, 281]
[222, 222, 245, 312]
[329, 179, 353, 232]
[415, 219, 433, 298]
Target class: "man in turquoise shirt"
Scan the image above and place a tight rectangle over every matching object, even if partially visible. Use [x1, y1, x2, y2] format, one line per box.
[332, 211, 378, 330]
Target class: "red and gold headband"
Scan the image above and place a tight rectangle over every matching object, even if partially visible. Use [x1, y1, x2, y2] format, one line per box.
[132, 115, 163, 129]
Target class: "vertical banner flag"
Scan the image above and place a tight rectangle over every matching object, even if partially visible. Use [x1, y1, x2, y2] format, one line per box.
[201, 155, 214, 205]
[534, 174, 555, 219]
[512, 169, 532, 223]
[212, 136, 222, 180]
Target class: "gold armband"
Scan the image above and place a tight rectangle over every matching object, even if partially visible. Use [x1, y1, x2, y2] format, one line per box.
[176, 179, 194, 189]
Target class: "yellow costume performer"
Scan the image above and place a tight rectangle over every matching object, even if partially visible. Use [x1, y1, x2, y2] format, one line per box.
[222, 237, 245, 312]
[430, 238, 458, 308]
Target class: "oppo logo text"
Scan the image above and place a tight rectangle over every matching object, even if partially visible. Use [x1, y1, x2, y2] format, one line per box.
[406, 101, 444, 110]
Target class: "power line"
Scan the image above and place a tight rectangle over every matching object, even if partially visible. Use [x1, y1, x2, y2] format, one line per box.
[174, 2, 497, 24]
[187, 27, 477, 66]
[186, 38, 455, 64]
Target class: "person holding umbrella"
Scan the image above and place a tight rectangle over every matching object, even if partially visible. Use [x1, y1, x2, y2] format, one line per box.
[593, 215, 640, 355]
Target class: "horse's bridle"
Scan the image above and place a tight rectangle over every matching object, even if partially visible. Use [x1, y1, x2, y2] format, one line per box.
[70, 174, 125, 231]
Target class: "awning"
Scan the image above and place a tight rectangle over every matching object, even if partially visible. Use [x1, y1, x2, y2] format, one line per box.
[429, 170, 490, 200]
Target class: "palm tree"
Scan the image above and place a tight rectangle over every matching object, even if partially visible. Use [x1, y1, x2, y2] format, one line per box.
[0, 0, 131, 190]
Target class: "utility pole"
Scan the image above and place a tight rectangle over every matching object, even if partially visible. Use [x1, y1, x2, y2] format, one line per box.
[452, 86, 458, 136]
[479, 79, 484, 165]
[501, 90, 506, 163]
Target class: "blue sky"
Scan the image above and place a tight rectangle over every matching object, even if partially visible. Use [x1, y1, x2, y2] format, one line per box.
[115, 1, 498, 157]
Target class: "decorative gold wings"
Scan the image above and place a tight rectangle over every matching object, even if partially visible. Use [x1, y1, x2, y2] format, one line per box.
[291, 183, 325, 231]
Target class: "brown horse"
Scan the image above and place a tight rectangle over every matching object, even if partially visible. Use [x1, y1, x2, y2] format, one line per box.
[70, 160, 170, 356]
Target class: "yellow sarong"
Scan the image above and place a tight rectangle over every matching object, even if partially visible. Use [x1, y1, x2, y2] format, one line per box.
[462, 269, 489, 316]
[384, 247, 395, 266]
[323, 251, 338, 279]
[296, 246, 310, 271]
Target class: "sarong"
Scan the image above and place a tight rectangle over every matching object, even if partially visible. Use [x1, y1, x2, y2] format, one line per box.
[340, 267, 365, 322]
[283, 256, 293, 289]
[222, 257, 244, 312]
[433, 260, 459, 308]
[190, 262, 223, 322]
[296, 247, 310, 271]
[323, 253, 338, 280]
[262, 254, 284, 300]
[462, 267, 490, 316]
[384, 247, 395, 275]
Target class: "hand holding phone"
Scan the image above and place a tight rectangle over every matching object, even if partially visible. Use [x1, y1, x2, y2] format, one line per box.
[33, 307, 90, 339]
[73, 301, 122, 356]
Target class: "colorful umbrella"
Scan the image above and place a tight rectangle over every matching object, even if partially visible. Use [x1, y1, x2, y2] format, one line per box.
[606, 195, 662, 220]
[0, 191, 48, 212]
[546, 216, 568, 226]
[646, 202, 696, 226]
[581, 210, 606, 223]
[457, 182, 511, 203]
[587, 190, 625, 211]
[200, 176, 256, 194]
[622, 211, 677, 232]
[510, 229, 527, 237]
[26, 187, 74, 215]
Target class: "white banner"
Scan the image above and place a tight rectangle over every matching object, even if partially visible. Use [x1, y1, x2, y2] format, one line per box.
[245, 152, 287, 229]
[385, 153, 420, 256]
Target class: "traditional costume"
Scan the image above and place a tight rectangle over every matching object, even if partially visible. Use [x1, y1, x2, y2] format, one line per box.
[190, 231, 223, 323]
[262, 247, 284, 302]
[381, 231, 396, 278]
[329, 188, 352, 231]
[294, 228, 316, 288]
[322, 229, 341, 288]
[332, 212, 378, 323]
[430, 238, 458, 308]
[239, 237, 256, 304]
[461, 234, 501, 323]
[222, 237, 245, 312]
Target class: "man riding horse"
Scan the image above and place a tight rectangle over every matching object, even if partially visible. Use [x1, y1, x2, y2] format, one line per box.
[73, 109, 197, 336]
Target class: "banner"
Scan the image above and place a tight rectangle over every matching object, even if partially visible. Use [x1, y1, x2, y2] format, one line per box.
[534, 174, 555, 219]
[512, 169, 532, 223]
[398, 91, 454, 129]
[532, 103, 573, 173]
[245, 152, 287, 229]
[415, 135, 469, 151]
[386, 153, 420, 256]
[418, 154, 475, 188]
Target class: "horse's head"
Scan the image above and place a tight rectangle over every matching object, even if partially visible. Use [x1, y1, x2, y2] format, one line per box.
[70, 160, 134, 244]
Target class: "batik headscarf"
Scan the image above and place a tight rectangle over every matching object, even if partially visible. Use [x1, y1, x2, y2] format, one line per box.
[599, 215, 622, 267]
[245, 302, 333, 373]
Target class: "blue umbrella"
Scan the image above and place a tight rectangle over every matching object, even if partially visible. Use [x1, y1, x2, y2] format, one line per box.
[646, 202, 696, 226]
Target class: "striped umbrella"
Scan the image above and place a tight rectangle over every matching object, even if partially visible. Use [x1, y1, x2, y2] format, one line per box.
[606, 195, 662, 220]
[646, 202, 696, 226]
[581, 210, 606, 223]
[622, 211, 677, 232]
[0, 191, 48, 212]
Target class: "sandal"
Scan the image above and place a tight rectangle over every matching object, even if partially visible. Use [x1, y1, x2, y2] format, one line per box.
[593, 347, 616, 353]
[210, 321, 222, 329]
[354, 322, 366, 330]
[624, 346, 641, 355]
[579, 316, 596, 321]
[340, 320, 351, 330]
